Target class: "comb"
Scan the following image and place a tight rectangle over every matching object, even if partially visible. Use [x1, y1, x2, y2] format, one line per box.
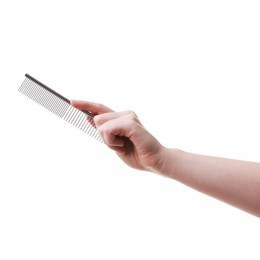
[18, 74, 103, 142]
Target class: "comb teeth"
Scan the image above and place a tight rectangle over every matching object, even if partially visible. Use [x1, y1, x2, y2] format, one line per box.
[18, 74, 103, 142]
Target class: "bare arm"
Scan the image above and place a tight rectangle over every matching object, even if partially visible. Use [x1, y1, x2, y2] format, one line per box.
[71, 100, 260, 217]
[158, 148, 260, 217]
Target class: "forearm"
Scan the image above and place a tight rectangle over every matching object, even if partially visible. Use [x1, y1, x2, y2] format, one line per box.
[156, 148, 260, 217]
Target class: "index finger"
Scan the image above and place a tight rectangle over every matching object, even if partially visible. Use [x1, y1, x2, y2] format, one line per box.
[70, 100, 114, 115]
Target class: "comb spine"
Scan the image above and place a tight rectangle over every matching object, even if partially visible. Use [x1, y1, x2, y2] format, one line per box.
[25, 74, 70, 104]
[25, 73, 95, 118]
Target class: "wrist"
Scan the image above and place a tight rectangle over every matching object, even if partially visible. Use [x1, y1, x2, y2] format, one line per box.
[149, 146, 180, 178]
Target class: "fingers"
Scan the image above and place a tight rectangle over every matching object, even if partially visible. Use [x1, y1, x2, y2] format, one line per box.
[94, 110, 141, 127]
[98, 118, 135, 155]
[71, 100, 143, 155]
[98, 112, 142, 147]
[70, 100, 113, 115]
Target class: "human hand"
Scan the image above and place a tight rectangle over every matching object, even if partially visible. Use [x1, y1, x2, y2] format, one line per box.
[70, 100, 164, 171]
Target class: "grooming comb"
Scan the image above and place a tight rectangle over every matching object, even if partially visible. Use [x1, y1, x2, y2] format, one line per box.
[18, 74, 103, 142]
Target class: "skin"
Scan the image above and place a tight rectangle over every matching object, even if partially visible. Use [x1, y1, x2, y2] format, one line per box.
[71, 100, 260, 217]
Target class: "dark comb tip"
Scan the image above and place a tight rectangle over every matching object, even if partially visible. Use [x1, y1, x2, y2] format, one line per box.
[25, 74, 70, 104]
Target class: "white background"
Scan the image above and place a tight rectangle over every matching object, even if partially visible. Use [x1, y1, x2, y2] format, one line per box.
[0, 0, 260, 259]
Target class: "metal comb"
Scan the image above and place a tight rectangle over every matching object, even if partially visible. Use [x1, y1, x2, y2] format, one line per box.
[18, 74, 103, 142]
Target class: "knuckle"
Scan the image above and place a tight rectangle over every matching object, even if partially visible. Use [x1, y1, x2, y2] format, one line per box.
[100, 126, 114, 146]
[94, 115, 102, 126]
[126, 110, 137, 119]
[125, 110, 140, 124]
[98, 124, 110, 137]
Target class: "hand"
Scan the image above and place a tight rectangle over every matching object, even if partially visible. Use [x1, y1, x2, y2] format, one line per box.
[71, 101, 260, 217]
[70, 100, 164, 171]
